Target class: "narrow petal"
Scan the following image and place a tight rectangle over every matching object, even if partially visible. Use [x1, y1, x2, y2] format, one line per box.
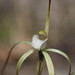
[42, 51, 54, 75]
[46, 48, 71, 75]
[16, 49, 36, 75]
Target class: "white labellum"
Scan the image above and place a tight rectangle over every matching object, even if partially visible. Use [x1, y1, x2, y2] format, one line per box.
[32, 35, 48, 50]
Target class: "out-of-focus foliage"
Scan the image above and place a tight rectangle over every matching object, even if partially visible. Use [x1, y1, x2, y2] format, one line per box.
[0, 0, 14, 43]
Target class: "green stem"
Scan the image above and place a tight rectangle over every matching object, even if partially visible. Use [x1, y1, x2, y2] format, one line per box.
[45, 0, 51, 36]
[37, 51, 44, 75]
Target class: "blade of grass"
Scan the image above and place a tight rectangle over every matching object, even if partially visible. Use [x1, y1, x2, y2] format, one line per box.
[42, 51, 54, 75]
[16, 49, 36, 75]
[46, 48, 71, 75]
[1, 41, 32, 75]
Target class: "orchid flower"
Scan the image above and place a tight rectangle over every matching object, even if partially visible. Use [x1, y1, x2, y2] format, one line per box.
[1, 0, 74, 75]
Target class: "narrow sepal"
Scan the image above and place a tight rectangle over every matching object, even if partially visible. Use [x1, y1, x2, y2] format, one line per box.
[46, 48, 71, 75]
[16, 49, 36, 75]
[42, 51, 54, 75]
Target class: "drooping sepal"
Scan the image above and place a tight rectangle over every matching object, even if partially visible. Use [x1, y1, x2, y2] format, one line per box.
[46, 48, 71, 75]
[42, 51, 54, 75]
[16, 49, 36, 75]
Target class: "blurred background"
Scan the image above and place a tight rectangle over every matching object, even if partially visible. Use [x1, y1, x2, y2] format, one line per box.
[0, 0, 75, 75]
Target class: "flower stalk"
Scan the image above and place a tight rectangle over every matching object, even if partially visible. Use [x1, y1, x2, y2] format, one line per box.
[37, 0, 51, 75]
[1, 0, 74, 75]
[37, 51, 44, 75]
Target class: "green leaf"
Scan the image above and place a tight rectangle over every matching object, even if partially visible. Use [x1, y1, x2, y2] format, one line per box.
[42, 51, 54, 75]
[46, 48, 71, 75]
[16, 49, 36, 75]
[1, 41, 32, 75]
